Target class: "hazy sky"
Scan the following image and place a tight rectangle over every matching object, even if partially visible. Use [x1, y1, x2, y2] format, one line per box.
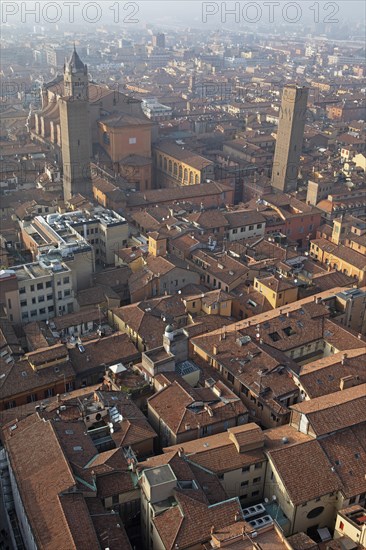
[2, 1, 365, 32]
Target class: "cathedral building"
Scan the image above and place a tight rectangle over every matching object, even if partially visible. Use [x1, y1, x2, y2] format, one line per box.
[31, 48, 153, 198]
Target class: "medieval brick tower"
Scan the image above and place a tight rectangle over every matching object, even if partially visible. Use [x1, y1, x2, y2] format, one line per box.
[272, 85, 309, 193]
[59, 47, 92, 201]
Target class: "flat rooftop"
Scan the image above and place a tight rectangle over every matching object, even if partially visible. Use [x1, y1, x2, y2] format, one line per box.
[144, 464, 176, 487]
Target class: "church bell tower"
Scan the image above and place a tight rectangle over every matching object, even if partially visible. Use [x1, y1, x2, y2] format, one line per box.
[59, 47, 92, 201]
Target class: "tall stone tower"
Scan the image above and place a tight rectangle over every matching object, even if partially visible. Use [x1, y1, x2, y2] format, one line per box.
[59, 47, 92, 201]
[272, 85, 308, 193]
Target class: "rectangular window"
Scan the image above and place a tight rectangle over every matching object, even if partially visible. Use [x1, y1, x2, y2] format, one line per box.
[20, 300, 27, 307]
[129, 137, 136, 144]
[241, 384, 248, 396]
[253, 477, 261, 484]
[241, 481, 249, 487]
[251, 491, 260, 497]
[227, 372, 234, 384]
[46, 281, 52, 288]
[39, 308, 46, 315]
[64, 277, 70, 284]
[27, 394, 37, 403]
[242, 466, 250, 473]
[38, 296, 45, 303]
[249, 225, 254, 230]
[255, 463, 262, 470]
[19, 287, 26, 294]
[37, 283, 43, 290]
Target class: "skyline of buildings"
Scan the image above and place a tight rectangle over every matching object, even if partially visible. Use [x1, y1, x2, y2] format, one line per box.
[0, 13, 365, 550]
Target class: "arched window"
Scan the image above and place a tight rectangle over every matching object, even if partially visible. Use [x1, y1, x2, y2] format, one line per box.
[174, 163, 178, 176]
[159, 155, 162, 168]
[184, 168, 188, 182]
[189, 172, 194, 184]
[163, 157, 167, 171]
[195, 174, 199, 184]
[168, 160, 172, 173]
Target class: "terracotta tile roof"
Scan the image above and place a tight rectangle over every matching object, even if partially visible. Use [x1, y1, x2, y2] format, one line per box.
[299, 348, 366, 398]
[319, 425, 366, 498]
[0, 357, 75, 401]
[148, 378, 247, 436]
[192, 331, 298, 410]
[268, 439, 340, 505]
[86, 497, 133, 550]
[256, 275, 298, 293]
[58, 493, 100, 550]
[68, 332, 139, 375]
[153, 492, 242, 550]
[312, 237, 366, 271]
[126, 181, 233, 208]
[154, 141, 214, 170]
[191, 250, 250, 285]
[53, 307, 104, 331]
[224, 209, 266, 228]
[96, 471, 136, 499]
[112, 294, 187, 349]
[96, 391, 157, 449]
[5, 415, 100, 549]
[290, 383, 366, 436]
[187, 209, 229, 229]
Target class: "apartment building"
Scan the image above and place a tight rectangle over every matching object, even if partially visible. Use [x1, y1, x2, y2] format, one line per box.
[190, 250, 251, 292]
[253, 275, 299, 309]
[165, 423, 267, 505]
[138, 454, 243, 550]
[147, 378, 248, 447]
[21, 206, 128, 271]
[264, 385, 366, 536]
[310, 238, 366, 284]
[261, 194, 322, 248]
[334, 505, 366, 547]
[224, 210, 266, 242]
[0, 259, 76, 325]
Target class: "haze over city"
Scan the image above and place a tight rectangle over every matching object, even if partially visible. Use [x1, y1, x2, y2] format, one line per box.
[0, 0, 365, 549]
